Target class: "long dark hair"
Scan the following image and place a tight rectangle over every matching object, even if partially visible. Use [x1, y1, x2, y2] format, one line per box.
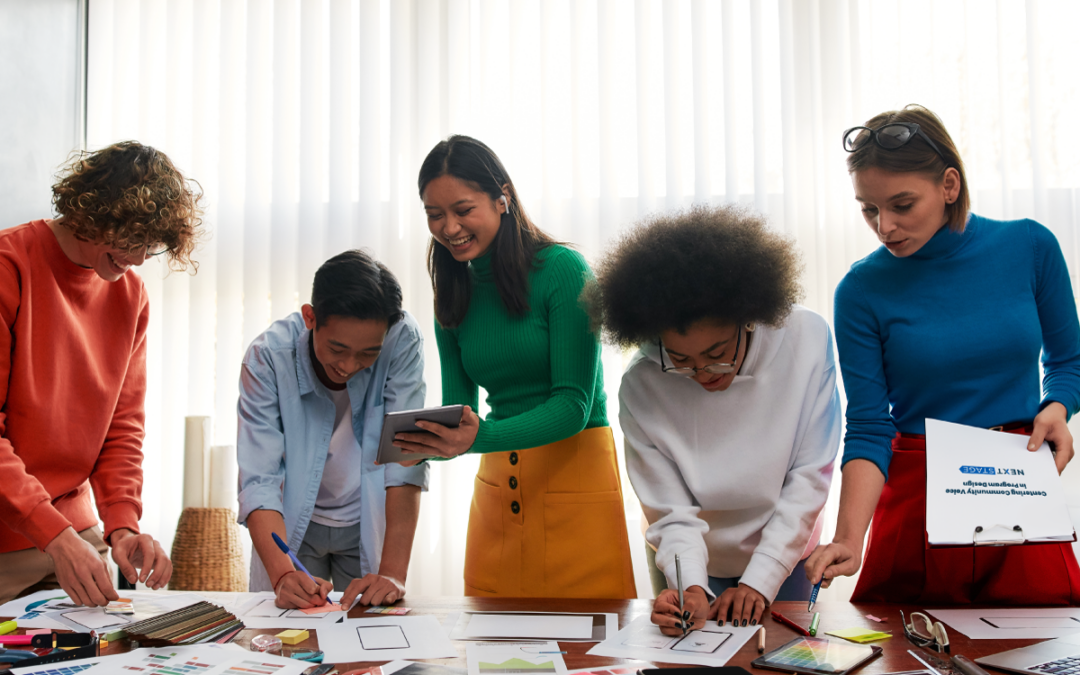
[418, 135, 557, 328]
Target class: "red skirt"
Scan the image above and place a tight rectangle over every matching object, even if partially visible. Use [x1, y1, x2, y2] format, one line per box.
[851, 427, 1080, 604]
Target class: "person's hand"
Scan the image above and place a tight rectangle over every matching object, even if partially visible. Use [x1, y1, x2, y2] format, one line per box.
[1030, 402, 1074, 474]
[110, 529, 172, 590]
[805, 540, 862, 589]
[274, 571, 332, 609]
[709, 583, 767, 627]
[394, 406, 480, 459]
[341, 573, 407, 608]
[43, 527, 118, 607]
[651, 586, 709, 636]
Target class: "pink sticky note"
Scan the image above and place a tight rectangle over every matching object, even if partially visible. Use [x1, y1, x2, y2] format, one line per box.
[865, 614, 887, 623]
[299, 602, 343, 615]
[26, 629, 52, 636]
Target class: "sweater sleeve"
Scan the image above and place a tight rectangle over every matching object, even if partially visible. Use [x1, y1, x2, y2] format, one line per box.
[90, 287, 149, 544]
[469, 249, 602, 453]
[834, 270, 895, 480]
[619, 372, 712, 597]
[0, 257, 73, 550]
[434, 320, 480, 410]
[738, 322, 841, 601]
[1030, 222, 1080, 417]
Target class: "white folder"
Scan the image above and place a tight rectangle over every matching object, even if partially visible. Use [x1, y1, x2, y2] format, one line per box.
[925, 419, 1076, 547]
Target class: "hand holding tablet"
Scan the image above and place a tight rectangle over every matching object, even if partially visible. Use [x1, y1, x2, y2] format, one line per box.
[377, 404, 478, 464]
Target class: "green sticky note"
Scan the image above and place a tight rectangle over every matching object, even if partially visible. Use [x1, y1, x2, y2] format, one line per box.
[825, 627, 892, 643]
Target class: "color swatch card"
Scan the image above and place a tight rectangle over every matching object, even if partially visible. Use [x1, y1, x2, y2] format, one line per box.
[72, 644, 308, 675]
[466, 641, 568, 675]
[588, 615, 758, 666]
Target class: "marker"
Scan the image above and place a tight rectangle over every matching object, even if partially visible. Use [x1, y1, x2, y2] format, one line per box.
[272, 532, 328, 606]
[0, 621, 15, 636]
[808, 612, 821, 637]
[0, 635, 33, 646]
[675, 553, 687, 635]
[771, 611, 812, 637]
[757, 627, 766, 653]
[808, 578, 823, 612]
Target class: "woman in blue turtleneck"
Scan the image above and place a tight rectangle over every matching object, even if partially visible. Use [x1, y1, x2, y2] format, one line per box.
[806, 104, 1080, 604]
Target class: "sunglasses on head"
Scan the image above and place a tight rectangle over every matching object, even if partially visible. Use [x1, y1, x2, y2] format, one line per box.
[842, 122, 950, 166]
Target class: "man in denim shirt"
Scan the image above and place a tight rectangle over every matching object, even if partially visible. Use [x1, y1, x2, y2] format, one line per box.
[237, 250, 428, 609]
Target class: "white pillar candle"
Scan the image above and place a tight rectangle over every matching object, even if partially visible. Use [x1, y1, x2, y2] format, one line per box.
[182, 416, 212, 509]
[208, 444, 239, 510]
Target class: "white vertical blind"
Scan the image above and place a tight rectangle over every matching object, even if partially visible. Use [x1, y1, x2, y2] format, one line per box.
[82, 0, 1080, 598]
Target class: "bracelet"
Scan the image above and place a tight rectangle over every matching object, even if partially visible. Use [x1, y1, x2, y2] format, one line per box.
[272, 569, 295, 593]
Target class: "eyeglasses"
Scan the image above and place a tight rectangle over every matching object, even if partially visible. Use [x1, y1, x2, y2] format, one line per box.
[901, 610, 950, 654]
[842, 123, 950, 166]
[659, 327, 742, 376]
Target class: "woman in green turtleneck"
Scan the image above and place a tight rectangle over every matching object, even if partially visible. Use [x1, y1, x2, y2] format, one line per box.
[393, 135, 636, 599]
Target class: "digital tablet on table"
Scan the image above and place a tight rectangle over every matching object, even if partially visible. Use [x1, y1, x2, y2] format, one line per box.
[376, 404, 464, 465]
[751, 636, 882, 675]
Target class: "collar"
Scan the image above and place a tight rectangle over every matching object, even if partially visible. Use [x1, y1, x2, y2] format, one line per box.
[469, 250, 494, 281]
[295, 328, 320, 396]
[908, 217, 976, 260]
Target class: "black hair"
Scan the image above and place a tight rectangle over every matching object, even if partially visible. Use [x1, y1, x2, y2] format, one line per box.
[584, 203, 803, 347]
[311, 250, 404, 328]
[418, 134, 558, 328]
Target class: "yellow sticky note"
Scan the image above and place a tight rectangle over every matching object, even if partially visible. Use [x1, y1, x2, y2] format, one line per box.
[825, 627, 892, 643]
[276, 629, 310, 645]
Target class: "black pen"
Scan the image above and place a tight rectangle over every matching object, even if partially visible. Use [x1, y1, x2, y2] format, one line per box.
[676, 553, 687, 635]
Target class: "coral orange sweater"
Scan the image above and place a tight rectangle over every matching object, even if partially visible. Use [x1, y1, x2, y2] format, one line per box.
[0, 220, 148, 553]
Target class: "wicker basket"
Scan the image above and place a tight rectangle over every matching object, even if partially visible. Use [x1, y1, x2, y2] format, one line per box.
[168, 507, 247, 591]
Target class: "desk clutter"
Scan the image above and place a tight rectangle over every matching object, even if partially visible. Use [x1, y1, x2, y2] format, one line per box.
[4, 596, 1080, 675]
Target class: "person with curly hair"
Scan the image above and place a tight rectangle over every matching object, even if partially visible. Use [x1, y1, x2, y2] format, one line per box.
[0, 141, 203, 605]
[391, 135, 636, 599]
[586, 204, 840, 633]
[806, 105, 1080, 604]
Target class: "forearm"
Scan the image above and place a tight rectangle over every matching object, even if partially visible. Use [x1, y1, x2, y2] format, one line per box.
[471, 395, 589, 453]
[379, 485, 421, 580]
[832, 459, 885, 547]
[247, 509, 295, 587]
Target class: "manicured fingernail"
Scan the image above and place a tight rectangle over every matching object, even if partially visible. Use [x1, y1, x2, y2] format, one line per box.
[718, 620, 724, 626]
[742, 619, 747, 627]
[751, 619, 757, 626]
[683, 611, 690, 620]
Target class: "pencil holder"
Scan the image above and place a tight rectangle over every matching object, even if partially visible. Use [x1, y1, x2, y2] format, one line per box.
[169, 507, 247, 591]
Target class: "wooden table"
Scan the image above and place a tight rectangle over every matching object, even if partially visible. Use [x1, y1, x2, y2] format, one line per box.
[3, 598, 1048, 673]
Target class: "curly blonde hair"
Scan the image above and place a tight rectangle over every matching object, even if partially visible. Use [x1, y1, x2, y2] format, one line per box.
[51, 141, 204, 271]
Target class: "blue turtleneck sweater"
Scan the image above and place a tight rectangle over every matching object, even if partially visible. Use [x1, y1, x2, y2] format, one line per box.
[835, 214, 1080, 479]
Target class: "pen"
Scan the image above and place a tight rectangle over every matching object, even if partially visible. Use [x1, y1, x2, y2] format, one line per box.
[771, 611, 812, 637]
[676, 553, 687, 635]
[272, 532, 329, 606]
[808, 612, 821, 637]
[757, 626, 766, 653]
[808, 579, 822, 612]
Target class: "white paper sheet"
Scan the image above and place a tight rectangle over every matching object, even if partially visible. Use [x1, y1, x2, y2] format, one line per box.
[236, 591, 349, 628]
[318, 615, 458, 663]
[925, 419, 1075, 545]
[928, 607, 1080, 639]
[448, 612, 619, 642]
[0, 589, 79, 630]
[466, 641, 568, 675]
[73, 643, 308, 675]
[465, 614, 593, 640]
[587, 615, 758, 666]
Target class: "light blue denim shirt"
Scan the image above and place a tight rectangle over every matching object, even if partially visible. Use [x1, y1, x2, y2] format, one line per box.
[236, 310, 429, 591]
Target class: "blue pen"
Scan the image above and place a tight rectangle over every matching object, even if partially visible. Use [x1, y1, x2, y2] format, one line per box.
[272, 532, 328, 606]
[808, 578, 823, 612]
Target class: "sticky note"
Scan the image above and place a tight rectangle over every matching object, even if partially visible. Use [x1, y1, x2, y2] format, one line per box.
[865, 614, 887, 623]
[276, 629, 310, 645]
[825, 627, 892, 643]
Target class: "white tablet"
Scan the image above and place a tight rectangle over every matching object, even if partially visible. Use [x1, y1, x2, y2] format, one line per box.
[375, 404, 464, 464]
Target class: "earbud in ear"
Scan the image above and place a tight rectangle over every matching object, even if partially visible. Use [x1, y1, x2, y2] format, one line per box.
[499, 195, 509, 214]
[745, 322, 756, 332]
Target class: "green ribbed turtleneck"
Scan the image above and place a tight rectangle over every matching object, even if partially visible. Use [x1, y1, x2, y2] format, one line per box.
[434, 244, 608, 453]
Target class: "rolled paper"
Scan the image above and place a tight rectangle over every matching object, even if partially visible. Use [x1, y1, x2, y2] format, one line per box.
[183, 416, 212, 508]
[208, 444, 239, 510]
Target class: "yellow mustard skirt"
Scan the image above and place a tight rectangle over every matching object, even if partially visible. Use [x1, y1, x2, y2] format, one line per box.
[463, 426, 637, 599]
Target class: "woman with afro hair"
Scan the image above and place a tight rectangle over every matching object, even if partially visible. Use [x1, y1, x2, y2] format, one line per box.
[586, 204, 840, 633]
